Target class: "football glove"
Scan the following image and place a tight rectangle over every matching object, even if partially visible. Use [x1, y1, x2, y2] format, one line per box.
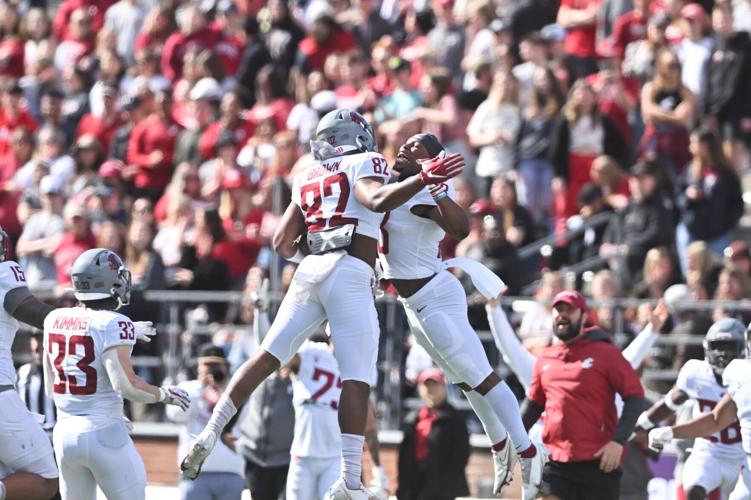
[419, 152, 464, 185]
[648, 426, 674, 452]
[159, 385, 191, 411]
[133, 321, 157, 343]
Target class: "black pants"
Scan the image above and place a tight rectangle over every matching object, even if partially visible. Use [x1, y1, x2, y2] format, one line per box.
[539, 460, 621, 500]
[244, 459, 289, 500]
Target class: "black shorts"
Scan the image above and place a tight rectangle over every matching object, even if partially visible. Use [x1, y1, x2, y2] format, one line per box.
[538, 460, 622, 500]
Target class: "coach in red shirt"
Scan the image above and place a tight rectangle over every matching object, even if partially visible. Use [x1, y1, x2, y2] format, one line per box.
[521, 290, 645, 500]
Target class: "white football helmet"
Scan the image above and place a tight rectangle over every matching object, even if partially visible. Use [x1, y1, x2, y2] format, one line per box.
[71, 248, 131, 309]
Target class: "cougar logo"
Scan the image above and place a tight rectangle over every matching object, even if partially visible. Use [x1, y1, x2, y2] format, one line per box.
[581, 357, 594, 369]
[107, 253, 120, 270]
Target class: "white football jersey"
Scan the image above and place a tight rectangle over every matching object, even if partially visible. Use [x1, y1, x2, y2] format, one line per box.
[290, 340, 342, 459]
[378, 180, 455, 280]
[291, 151, 390, 240]
[676, 359, 745, 460]
[0, 261, 28, 386]
[43, 307, 137, 430]
[723, 358, 751, 454]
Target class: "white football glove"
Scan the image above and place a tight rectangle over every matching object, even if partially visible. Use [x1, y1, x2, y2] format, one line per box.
[133, 321, 157, 343]
[648, 426, 674, 452]
[159, 385, 191, 411]
[181, 428, 218, 480]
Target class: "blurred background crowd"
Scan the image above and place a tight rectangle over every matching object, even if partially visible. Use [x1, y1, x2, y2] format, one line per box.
[2, 0, 751, 495]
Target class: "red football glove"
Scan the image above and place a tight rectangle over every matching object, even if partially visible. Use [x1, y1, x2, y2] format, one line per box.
[419, 152, 465, 185]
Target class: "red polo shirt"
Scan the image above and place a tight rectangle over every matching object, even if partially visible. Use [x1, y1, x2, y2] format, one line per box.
[528, 328, 644, 462]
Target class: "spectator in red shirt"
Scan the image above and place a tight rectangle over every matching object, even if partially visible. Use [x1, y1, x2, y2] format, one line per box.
[75, 85, 122, 153]
[521, 291, 646, 500]
[0, 80, 37, 158]
[54, 7, 96, 72]
[557, 0, 600, 78]
[160, 4, 222, 83]
[126, 90, 181, 201]
[612, 0, 653, 57]
[246, 64, 295, 133]
[134, 4, 175, 57]
[198, 91, 253, 162]
[52, 0, 115, 42]
[296, 13, 356, 73]
[54, 203, 97, 289]
[0, 3, 25, 79]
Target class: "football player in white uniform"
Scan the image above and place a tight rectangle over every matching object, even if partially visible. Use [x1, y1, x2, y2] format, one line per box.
[0, 227, 60, 500]
[377, 133, 546, 498]
[181, 109, 465, 500]
[646, 318, 748, 500]
[285, 337, 343, 500]
[43, 248, 190, 500]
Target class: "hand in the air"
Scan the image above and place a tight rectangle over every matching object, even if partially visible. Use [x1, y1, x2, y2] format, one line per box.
[133, 321, 156, 343]
[419, 152, 465, 185]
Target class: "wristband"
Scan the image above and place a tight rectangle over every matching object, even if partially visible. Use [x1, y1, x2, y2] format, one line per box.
[636, 412, 655, 431]
[432, 191, 448, 202]
[157, 387, 167, 402]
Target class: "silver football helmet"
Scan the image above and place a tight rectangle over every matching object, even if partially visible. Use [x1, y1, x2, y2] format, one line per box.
[314, 108, 376, 154]
[704, 318, 746, 374]
[71, 248, 131, 309]
[0, 226, 8, 262]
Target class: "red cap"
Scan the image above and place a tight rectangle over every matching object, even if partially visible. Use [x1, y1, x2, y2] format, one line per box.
[221, 168, 250, 190]
[552, 290, 588, 310]
[99, 160, 124, 179]
[681, 3, 707, 21]
[417, 367, 445, 385]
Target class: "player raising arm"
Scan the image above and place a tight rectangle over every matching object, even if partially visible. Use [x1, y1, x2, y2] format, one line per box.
[379, 133, 546, 497]
[181, 109, 464, 500]
[44, 249, 189, 500]
[650, 322, 751, 500]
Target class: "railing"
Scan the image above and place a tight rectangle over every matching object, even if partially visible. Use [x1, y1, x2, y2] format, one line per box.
[15, 290, 751, 429]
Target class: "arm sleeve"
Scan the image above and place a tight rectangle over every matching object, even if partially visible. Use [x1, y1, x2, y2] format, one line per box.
[612, 396, 647, 444]
[621, 324, 659, 370]
[521, 399, 545, 432]
[102, 348, 160, 404]
[607, 346, 645, 400]
[486, 303, 535, 389]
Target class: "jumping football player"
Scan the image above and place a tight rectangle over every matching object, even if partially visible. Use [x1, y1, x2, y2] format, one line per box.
[43, 248, 190, 500]
[181, 109, 464, 499]
[378, 133, 546, 497]
[647, 318, 749, 500]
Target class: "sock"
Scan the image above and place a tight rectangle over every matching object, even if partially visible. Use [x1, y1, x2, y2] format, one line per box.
[483, 382, 532, 452]
[0, 480, 6, 500]
[341, 433, 365, 490]
[519, 444, 537, 458]
[464, 390, 508, 447]
[491, 438, 508, 452]
[207, 394, 238, 435]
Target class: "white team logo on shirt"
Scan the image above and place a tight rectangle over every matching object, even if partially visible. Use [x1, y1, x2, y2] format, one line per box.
[582, 357, 594, 369]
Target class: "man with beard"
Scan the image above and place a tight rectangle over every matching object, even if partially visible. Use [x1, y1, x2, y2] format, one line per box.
[520, 290, 646, 500]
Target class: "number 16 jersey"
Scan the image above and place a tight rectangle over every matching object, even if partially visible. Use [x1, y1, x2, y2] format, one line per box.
[43, 307, 137, 430]
[291, 151, 390, 239]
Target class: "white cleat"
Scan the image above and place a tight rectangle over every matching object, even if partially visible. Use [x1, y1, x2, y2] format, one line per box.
[492, 444, 516, 495]
[367, 486, 389, 500]
[323, 478, 371, 500]
[180, 429, 218, 480]
[520, 442, 547, 500]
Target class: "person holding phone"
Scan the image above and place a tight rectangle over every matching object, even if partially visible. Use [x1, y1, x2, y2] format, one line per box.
[166, 344, 245, 500]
